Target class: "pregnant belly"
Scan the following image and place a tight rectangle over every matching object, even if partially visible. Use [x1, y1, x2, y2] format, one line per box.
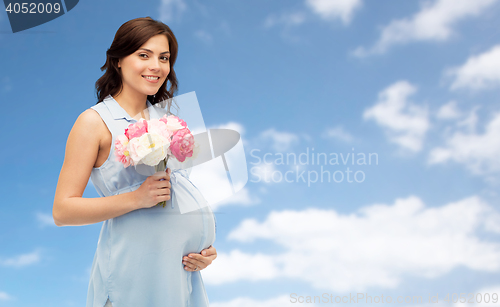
[104, 204, 215, 288]
[110, 203, 215, 257]
[99, 204, 215, 304]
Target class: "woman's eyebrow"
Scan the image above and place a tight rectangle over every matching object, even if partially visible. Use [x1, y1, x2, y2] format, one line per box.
[139, 48, 170, 54]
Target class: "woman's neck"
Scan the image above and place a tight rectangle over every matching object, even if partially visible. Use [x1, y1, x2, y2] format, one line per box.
[113, 88, 149, 120]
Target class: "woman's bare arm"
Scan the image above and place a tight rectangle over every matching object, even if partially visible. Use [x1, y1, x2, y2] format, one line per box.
[52, 109, 141, 226]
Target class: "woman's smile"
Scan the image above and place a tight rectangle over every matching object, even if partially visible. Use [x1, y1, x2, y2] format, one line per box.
[142, 75, 161, 83]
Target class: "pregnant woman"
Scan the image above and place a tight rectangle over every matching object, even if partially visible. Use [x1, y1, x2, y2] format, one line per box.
[53, 17, 217, 307]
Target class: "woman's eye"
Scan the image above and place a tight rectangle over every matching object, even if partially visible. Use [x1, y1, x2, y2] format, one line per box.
[139, 54, 148, 58]
[161, 57, 170, 61]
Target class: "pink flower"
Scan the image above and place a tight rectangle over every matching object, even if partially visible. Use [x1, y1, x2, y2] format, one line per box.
[125, 118, 148, 139]
[115, 114, 195, 169]
[159, 114, 168, 124]
[159, 114, 187, 132]
[114, 135, 131, 168]
[170, 128, 195, 162]
[148, 118, 172, 141]
[170, 115, 188, 128]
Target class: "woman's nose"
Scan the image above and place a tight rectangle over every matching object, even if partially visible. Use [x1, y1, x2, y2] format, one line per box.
[149, 59, 160, 71]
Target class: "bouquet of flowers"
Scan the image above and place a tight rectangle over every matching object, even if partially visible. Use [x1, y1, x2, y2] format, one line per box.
[114, 114, 198, 207]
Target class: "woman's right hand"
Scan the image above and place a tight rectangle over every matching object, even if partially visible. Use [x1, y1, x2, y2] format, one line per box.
[133, 168, 172, 209]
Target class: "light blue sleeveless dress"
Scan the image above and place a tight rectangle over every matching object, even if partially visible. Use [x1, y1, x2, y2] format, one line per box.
[86, 95, 216, 307]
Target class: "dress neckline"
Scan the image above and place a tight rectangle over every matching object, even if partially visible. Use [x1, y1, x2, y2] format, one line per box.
[103, 94, 161, 122]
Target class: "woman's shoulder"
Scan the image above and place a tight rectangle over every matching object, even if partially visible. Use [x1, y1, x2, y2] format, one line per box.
[78, 107, 105, 127]
[71, 108, 108, 141]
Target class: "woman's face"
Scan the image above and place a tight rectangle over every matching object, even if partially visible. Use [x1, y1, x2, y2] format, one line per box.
[118, 34, 170, 98]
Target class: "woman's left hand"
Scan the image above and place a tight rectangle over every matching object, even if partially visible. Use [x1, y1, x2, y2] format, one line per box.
[182, 245, 217, 271]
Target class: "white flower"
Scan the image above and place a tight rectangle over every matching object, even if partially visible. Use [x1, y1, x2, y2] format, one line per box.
[128, 133, 170, 166]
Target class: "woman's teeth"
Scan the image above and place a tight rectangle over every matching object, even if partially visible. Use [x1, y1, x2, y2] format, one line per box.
[143, 76, 160, 80]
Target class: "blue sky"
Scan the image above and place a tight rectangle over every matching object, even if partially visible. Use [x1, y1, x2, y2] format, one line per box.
[1, 0, 500, 306]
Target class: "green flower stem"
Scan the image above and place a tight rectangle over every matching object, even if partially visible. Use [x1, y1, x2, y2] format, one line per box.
[155, 155, 170, 208]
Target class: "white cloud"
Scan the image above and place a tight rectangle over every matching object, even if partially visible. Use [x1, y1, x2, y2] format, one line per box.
[447, 44, 500, 91]
[203, 195, 500, 292]
[159, 0, 187, 23]
[194, 29, 213, 44]
[36, 212, 56, 228]
[248, 162, 280, 185]
[211, 295, 298, 307]
[456, 106, 480, 133]
[322, 126, 354, 142]
[363, 81, 429, 152]
[428, 111, 500, 175]
[259, 128, 300, 152]
[213, 187, 258, 207]
[305, 0, 362, 24]
[202, 249, 278, 285]
[353, 0, 498, 57]
[263, 0, 361, 43]
[436, 100, 462, 120]
[0, 291, 13, 301]
[0, 250, 41, 268]
[264, 0, 361, 31]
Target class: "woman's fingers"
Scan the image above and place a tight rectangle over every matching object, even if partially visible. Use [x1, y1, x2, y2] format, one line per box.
[183, 256, 204, 271]
[182, 250, 216, 271]
[201, 245, 217, 258]
[153, 170, 171, 195]
[183, 262, 199, 271]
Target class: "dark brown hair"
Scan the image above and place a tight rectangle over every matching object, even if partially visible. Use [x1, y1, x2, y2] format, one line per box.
[95, 17, 179, 106]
